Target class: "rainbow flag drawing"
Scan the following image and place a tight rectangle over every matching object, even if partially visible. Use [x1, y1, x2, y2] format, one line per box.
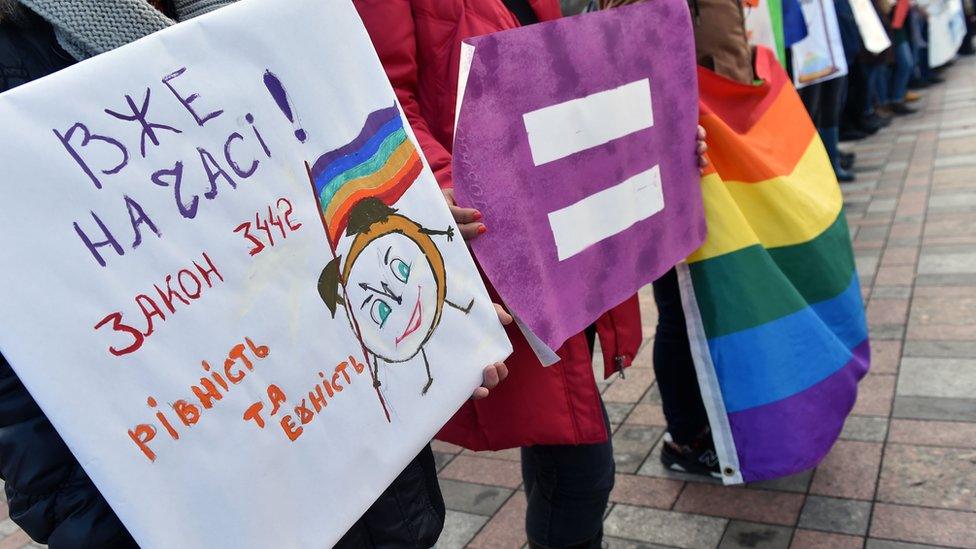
[680, 48, 870, 483]
[310, 104, 423, 246]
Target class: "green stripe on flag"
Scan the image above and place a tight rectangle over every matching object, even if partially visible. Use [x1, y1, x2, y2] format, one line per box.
[689, 213, 856, 339]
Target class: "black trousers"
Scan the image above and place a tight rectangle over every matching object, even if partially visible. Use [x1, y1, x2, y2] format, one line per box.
[652, 268, 710, 445]
[843, 59, 873, 128]
[520, 324, 614, 548]
[521, 402, 614, 548]
[798, 75, 848, 128]
[336, 445, 445, 548]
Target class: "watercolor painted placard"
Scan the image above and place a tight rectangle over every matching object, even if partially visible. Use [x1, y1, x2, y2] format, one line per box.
[453, 1, 705, 361]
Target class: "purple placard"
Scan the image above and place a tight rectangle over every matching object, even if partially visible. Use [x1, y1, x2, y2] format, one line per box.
[453, 0, 705, 354]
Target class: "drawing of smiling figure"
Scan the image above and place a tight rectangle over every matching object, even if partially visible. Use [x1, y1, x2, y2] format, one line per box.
[308, 105, 472, 395]
[318, 199, 471, 394]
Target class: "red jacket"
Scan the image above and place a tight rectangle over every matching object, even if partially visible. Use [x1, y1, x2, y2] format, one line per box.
[354, 0, 643, 449]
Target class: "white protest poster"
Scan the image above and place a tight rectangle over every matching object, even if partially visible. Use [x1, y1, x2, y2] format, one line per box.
[850, 0, 893, 54]
[791, 0, 849, 88]
[0, 0, 511, 546]
[745, 0, 781, 62]
[928, 0, 967, 66]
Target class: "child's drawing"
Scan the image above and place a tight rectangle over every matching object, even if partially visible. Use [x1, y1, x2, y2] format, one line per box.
[308, 105, 472, 396]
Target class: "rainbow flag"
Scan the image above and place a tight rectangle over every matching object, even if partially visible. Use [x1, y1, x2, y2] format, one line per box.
[680, 48, 870, 483]
[310, 104, 423, 246]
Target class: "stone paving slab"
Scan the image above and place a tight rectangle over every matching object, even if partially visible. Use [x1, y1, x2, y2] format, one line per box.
[4, 36, 976, 549]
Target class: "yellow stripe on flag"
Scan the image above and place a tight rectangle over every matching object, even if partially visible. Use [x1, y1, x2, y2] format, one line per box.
[689, 137, 842, 263]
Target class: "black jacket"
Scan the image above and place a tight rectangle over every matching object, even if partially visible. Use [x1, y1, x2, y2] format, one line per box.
[0, 12, 139, 549]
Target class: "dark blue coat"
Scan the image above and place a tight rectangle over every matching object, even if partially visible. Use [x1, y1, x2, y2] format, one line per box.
[0, 11, 138, 548]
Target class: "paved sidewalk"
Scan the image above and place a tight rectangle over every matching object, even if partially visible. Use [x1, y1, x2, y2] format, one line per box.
[3, 57, 976, 549]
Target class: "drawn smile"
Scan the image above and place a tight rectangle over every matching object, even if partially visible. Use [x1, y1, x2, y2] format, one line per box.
[395, 286, 423, 346]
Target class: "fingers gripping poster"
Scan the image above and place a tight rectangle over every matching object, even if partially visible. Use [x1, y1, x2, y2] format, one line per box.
[0, 0, 510, 546]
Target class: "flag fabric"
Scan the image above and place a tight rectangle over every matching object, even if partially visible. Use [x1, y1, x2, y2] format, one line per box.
[680, 47, 870, 484]
[782, 0, 809, 47]
[310, 104, 423, 246]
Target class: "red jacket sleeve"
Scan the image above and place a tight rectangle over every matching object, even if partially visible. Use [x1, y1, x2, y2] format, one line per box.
[353, 0, 455, 188]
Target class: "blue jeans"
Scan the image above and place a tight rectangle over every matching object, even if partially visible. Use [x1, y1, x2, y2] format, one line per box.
[870, 63, 889, 106]
[915, 46, 932, 81]
[892, 41, 915, 103]
[863, 63, 880, 114]
[522, 402, 614, 548]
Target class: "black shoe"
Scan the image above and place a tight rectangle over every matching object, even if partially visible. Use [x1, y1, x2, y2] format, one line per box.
[840, 128, 869, 141]
[660, 431, 722, 478]
[872, 113, 892, 127]
[891, 102, 917, 115]
[835, 166, 856, 182]
[909, 79, 931, 90]
[856, 118, 882, 134]
[840, 151, 855, 170]
[927, 74, 946, 84]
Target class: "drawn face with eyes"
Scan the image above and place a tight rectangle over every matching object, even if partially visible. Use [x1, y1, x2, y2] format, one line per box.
[345, 231, 442, 362]
[317, 199, 456, 395]
[330, 207, 448, 363]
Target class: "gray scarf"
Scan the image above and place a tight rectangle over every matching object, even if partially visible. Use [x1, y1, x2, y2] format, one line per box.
[17, 0, 235, 60]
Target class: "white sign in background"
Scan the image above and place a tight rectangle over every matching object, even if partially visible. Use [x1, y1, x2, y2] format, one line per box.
[928, 0, 966, 67]
[744, 0, 780, 62]
[0, 0, 510, 546]
[790, 0, 849, 89]
[850, 0, 892, 54]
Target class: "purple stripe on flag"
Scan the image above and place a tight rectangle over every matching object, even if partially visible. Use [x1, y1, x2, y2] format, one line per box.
[729, 339, 871, 483]
[310, 103, 399, 180]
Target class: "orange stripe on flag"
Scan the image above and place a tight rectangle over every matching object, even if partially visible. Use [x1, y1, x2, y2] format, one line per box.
[701, 86, 816, 184]
[325, 153, 422, 243]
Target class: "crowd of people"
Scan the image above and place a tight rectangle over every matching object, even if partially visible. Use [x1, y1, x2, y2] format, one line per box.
[0, 0, 970, 547]
[820, 0, 973, 182]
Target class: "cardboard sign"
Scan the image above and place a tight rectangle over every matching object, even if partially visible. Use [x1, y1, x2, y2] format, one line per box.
[790, 0, 849, 89]
[928, 0, 967, 67]
[0, 0, 510, 546]
[745, 0, 784, 63]
[850, 0, 892, 54]
[453, 0, 706, 361]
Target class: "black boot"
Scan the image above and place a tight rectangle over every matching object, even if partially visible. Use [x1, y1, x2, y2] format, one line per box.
[820, 127, 856, 182]
[840, 151, 856, 170]
[891, 102, 917, 115]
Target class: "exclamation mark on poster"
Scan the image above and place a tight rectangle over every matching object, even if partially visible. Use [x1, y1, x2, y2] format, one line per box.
[264, 70, 307, 143]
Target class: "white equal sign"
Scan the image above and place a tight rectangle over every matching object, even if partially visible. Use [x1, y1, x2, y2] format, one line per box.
[522, 78, 663, 262]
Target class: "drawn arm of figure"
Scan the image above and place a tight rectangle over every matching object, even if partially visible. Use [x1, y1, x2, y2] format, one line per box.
[419, 225, 455, 242]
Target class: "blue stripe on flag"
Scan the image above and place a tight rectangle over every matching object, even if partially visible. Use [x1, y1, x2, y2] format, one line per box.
[708, 274, 868, 413]
[313, 116, 403, 192]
